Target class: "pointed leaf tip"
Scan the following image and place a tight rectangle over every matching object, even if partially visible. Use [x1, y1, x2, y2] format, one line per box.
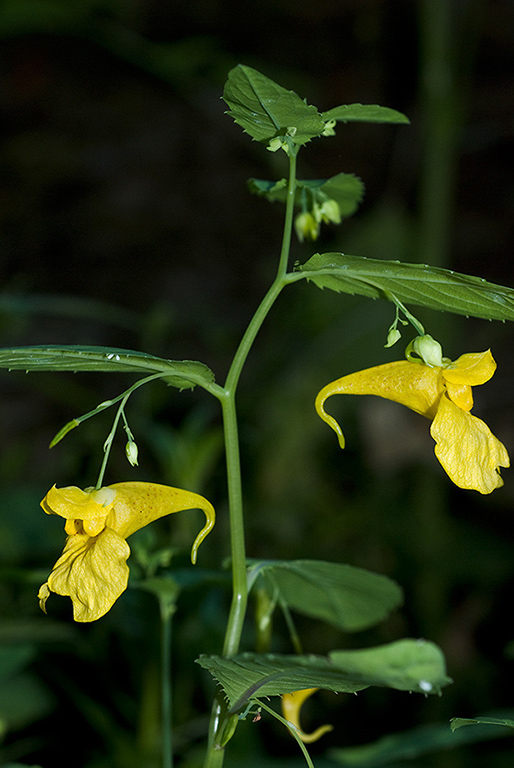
[223, 65, 325, 145]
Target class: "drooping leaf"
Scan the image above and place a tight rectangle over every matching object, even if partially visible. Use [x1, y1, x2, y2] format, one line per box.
[248, 559, 402, 632]
[0, 345, 215, 390]
[223, 65, 326, 145]
[197, 639, 451, 711]
[297, 253, 514, 322]
[322, 104, 410, 125]
[450, 714, 514, 731]
[331, 713, 514, 766]
[248, 174, 364, 218]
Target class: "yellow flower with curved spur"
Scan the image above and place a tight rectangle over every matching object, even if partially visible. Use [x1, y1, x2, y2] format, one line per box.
[38, 481, 215, 622]
[316, 348, 509, 494]
[281, 688, 333, 743]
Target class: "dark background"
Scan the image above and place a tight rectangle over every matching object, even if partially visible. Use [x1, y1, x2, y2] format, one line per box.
[1, 1, 514, 767]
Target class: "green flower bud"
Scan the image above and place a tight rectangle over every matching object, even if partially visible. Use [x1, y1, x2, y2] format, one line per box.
[385, 328, 402, 348]
[294, 212, 319, 242]
[319, 199, 341, 225]
[322, 119, 336, 136]
[412, 334, 444, 367]
[125, 441, 139, 467]
[266, 137, 283, 152]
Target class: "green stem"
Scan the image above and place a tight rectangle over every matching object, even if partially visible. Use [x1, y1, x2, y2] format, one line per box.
[277, 146, 298, 278]
[219, 392, 247, 658]
[161, 608, 173, 768]
[203, 148, 299, 767]
[96, 396, 127, 489]
[93, 372, 168, 488]
[257, 700, 315, 768]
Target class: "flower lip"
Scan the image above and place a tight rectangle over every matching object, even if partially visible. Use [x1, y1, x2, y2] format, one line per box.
[41, 485, 116, 520]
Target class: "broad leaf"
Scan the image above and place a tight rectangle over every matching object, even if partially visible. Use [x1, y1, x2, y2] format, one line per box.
[298, 253, 514, 322]
[331, 713, 514, 766]
[197, 639, 451, 711]
[223, 65, 325, 145]
[322, 104, 410, 125]
[248, 559, 403, 631]
[248, 173, 364, 217]
[451, 714, 514, 731]
[0, 345, 215, 390]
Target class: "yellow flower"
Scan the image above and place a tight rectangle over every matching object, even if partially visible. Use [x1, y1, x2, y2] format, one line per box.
[316, 349, 509, 494]
[38, 482, 215, 622]
[281, 688, 333, 743]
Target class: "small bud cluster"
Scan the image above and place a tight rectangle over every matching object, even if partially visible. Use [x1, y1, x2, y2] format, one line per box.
[294, 198, 341, 242]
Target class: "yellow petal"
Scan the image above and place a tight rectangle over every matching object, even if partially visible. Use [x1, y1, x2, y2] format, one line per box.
[38, 582, 50, 614]
[431, 395, 510, 494]
[443, 350, 496, 386]
[64, 518, 82, 535]
[316, 361, 444, 448]
[41, 485, 116, 520]
[281, 688, 333, 744]
[43, 528, 130, 622]
[105, 482, 215, 563]
[82, 516, 108, 537]
[444, 381, 473, 411]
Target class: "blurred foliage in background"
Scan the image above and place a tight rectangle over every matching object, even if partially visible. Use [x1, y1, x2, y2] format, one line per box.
[1, 1, 514, 766]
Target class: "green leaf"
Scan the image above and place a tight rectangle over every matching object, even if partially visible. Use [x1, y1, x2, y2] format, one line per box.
[298, 253, 514, 322]
[223, 65, 326, 145]
[318, 174, 365, 217]
[331, 713, 514, 766]
[450, 715, 514, 731]
[322, 104, 410, 125]
[0, 345, 215, 390]
[197, 639, 451, 711]
[248, 174, 364, 218]
[248, 559, 403, 631]
[247, 177, 289, 200]
[329, 640, 451, 695]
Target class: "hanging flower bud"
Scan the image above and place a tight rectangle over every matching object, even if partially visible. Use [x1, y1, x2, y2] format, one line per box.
[125, 440, 139, 467]
[294, 212, 319, 242]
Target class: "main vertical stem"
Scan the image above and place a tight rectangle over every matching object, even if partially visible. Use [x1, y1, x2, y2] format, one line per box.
[220, 393, 247, 659]
[218, 144, 298, 664]
[203, 147, 298, 768]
